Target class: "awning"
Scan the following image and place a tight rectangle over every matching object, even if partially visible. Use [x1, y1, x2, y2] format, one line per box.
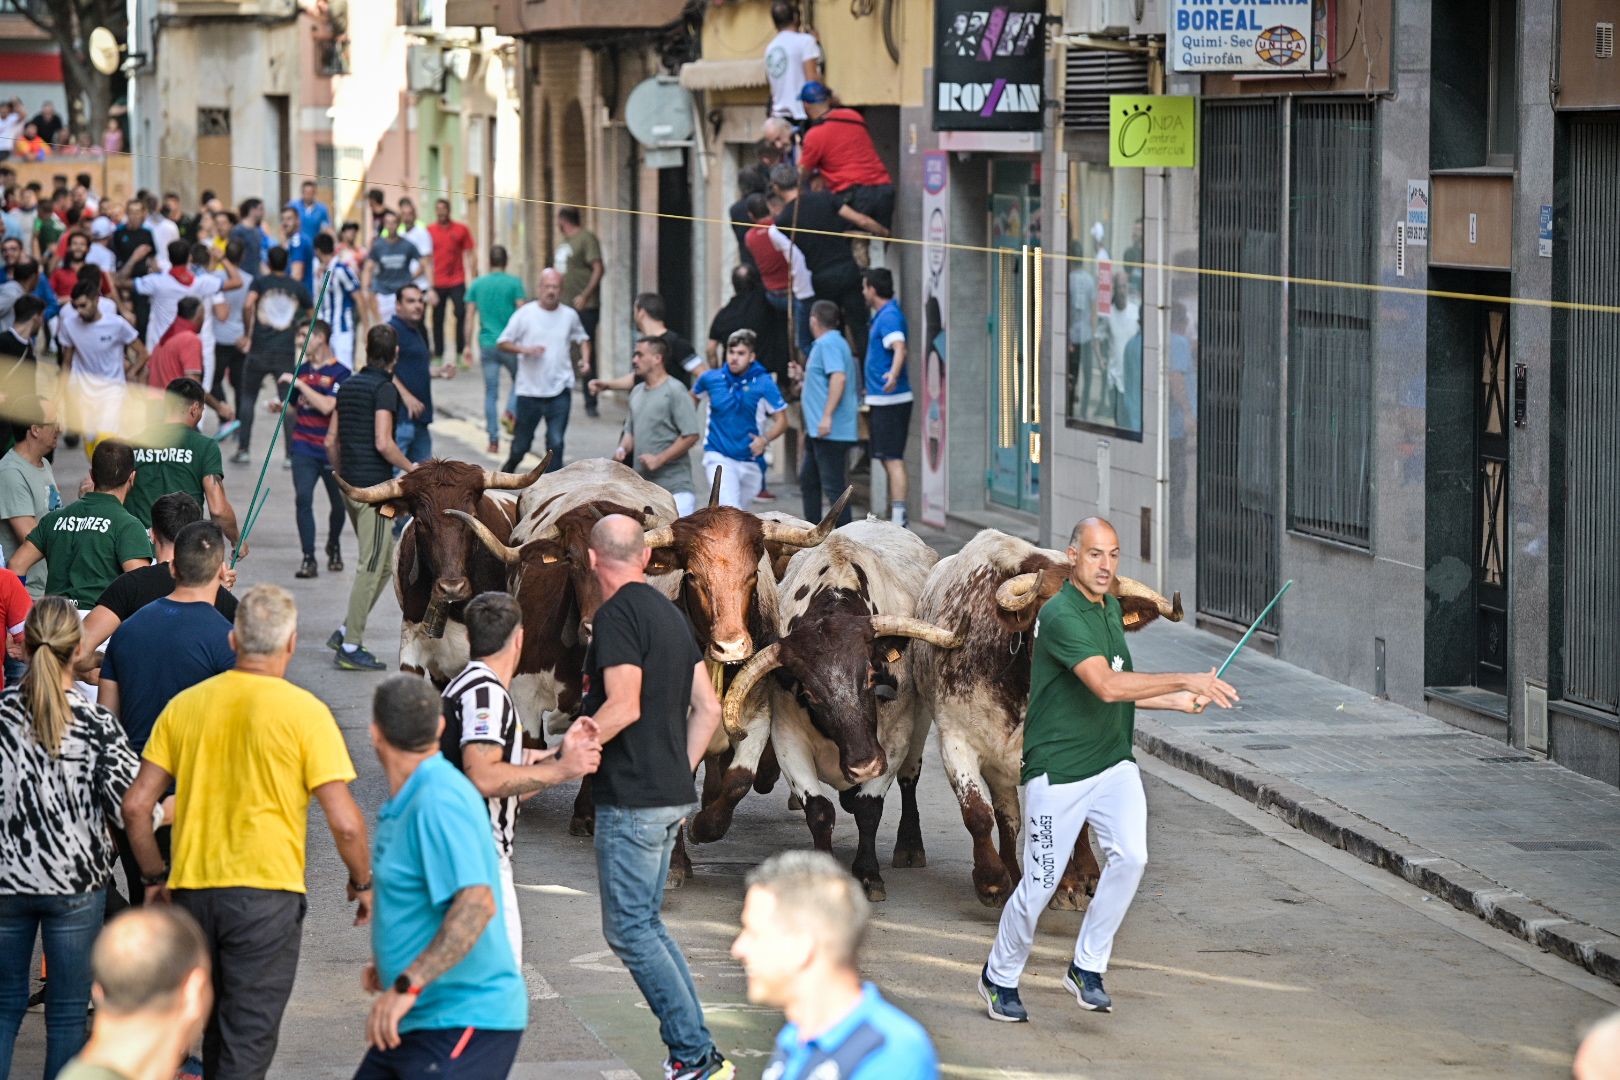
[678, 58, 767, 92]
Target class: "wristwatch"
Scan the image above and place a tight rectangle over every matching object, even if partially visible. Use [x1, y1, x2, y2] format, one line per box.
[140, 867, 168, 887]
[393, 973, 422, 996]
[349, 877, 373, 893]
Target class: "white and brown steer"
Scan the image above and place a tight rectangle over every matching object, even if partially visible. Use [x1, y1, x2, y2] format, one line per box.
[910, 528, 1182, 909]
[723, 519, 962, 901]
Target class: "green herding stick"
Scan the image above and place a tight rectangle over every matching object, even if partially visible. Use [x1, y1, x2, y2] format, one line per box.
[1192, 579, 1293, 711]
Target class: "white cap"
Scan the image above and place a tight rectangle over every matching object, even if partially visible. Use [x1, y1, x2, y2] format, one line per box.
[90, 216, 115, 239]
[1091, 221, 1105, 245]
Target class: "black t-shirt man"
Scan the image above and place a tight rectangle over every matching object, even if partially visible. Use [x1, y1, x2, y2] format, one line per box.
[110, 226, 156, 276]
[95, 562, 239, 622]
[334, 366, 401, 486]
[580, 581, 702, 808]
[775, 191, 857, 281]
[248, 272, 313, 372]
[708, 290, 789, 380]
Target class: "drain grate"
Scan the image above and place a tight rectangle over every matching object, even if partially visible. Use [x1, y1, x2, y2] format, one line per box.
[1392, 732, 1465, 740]
[1478, 755, 1535, 764]
[1509, 840, 1612, 853]
[1207, 728, 1257, 735]
[1243, 743, 1292, 751]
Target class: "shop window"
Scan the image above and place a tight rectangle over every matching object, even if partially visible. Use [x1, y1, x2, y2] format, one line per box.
[1064, 160, 1145, 438]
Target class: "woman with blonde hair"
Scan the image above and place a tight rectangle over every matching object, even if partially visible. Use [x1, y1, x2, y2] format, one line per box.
[0, 596, 139, 1079]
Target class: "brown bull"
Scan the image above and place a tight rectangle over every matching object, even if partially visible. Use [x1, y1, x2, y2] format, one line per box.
[336, 455, 547, 684]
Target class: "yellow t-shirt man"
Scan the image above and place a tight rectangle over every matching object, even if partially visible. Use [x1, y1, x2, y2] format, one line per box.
[144, 669, 357, 893]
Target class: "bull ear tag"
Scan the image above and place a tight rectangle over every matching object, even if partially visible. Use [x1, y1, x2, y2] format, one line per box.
[377, 504, 398, 519]
[884, 646, 903, 663]
[542, 553, 561, 564]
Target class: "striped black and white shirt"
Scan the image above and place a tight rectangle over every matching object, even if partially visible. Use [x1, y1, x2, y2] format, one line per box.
[441, 660, 522, 860]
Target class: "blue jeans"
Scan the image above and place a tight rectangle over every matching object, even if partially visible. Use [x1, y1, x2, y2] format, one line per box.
[801, 437, 855, 526]
[501, 392, 568, 473]
[0, 890, 105, 1080]
[395, 419, 433, 464]
[481, 347, 518, 444]
[594, 803, 712, 1064]
[792, 295, 814, 358]
[291, 455, 344, 558]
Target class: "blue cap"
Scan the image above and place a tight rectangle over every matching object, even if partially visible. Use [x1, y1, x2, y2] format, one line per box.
[798, 81, 831, 104]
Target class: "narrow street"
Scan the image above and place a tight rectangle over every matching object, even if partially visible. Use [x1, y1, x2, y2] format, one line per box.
[11, 373, 1612, 1079]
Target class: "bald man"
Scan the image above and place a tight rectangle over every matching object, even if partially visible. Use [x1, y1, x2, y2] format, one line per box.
[496, 268, 590, 473]
[979, 517, 1239, 1024]
[1576, 1013, 1620, 1080]
[578, 515, 731, 1080]
[58, 907, 211, 1080]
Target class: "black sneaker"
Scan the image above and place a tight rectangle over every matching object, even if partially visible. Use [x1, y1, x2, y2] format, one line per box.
[295, 556, 318, 579]
[1063, 963, 1112, 1012]
[325, 628, 346, 652]
[979, 965, 1029, 1022]
[664, 1051, 735, 1080]
[326, 542, 343, 572]
[334, 646, 386, 671]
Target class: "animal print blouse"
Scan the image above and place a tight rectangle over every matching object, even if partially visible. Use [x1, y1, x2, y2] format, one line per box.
[0, 688, 138, 895]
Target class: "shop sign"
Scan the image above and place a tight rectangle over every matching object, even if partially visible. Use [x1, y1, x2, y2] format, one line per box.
[920, 151, 950, 527]
[933, 0, 1046, 132]
[1109, 95, 1198, 167]
[1170, 0, 1315, 73]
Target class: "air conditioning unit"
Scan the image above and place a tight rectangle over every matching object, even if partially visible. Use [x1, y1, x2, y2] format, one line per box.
[1064, 0, 1162, 37]
[406, 45, 444, 93]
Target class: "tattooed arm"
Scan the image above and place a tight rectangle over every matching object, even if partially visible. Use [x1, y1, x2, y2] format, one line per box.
[366, 884, 495, 1050]
[460, 719, 600, 801]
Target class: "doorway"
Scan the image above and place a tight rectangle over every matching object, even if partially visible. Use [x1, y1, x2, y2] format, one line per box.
[1474, 305, 1510, 693]
[986, 159, 1040, 513]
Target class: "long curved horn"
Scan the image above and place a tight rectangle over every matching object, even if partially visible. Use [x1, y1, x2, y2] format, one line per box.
[443, 509, 521, 565]
[707, 464, 722, 509]
[870, 615, 963, 649]
[720, 642, 781, 739]
[759, 486, 853, 548]
[995, 569, 1048, 612]
[642, 523, 677, 550]
[336, 474, 406, 504]
[483, 451, 551, 490]
[1114, 574, 1184, 621]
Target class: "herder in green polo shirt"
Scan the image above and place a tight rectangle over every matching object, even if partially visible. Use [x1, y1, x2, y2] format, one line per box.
[125, 378, 242, 551]
[979, 517, 1239, 1024]
[9, 439, 154, 611]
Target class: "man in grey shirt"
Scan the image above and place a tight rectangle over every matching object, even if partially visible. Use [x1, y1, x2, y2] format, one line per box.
[363, 209, 420, 324]
[0, 397, 60, 675]
[212, 239, 253, 410]
[612, 336, 700, 514]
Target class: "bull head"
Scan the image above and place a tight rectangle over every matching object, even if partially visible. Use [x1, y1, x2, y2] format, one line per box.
[720, 611, 962, 748]
[995, 567, 1183, 631]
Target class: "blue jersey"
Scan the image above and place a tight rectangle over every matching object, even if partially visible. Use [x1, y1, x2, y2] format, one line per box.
[280, 233, 314, 280]
[289, 199, 331, 243]
[693, 361, 787, 461]
[371, 754, 527, 1034]
[864, 299, 912, 404]
[769, 984, 938, 1080]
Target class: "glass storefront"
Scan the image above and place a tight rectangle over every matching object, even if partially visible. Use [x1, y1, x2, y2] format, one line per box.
[1064, 160, 1145, 438]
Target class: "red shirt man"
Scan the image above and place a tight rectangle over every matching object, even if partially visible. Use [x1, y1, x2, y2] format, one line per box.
[0, 570, 30, 690]
[147, 304, 205, 388]
[798, 108, 892, 193]
[427, 201, 475, 289]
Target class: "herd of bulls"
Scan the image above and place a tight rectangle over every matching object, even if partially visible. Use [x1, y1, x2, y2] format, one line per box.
[335, 455, 1184, 907]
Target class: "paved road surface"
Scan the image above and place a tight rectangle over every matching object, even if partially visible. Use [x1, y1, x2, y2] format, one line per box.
[12, 383, 1616, 1079]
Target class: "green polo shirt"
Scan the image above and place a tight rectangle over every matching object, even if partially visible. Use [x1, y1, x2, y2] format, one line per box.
[1021, 581, 1135, 785]
[27, 492, 154, 609]
[126, 423, 224, 527]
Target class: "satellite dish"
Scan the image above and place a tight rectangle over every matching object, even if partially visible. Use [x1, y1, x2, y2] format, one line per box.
[624, 75, 694, 170]
[89, 27, 123, 76]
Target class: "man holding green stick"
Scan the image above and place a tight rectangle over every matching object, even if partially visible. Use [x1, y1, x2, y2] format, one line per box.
[979, 516, 1239, 1024]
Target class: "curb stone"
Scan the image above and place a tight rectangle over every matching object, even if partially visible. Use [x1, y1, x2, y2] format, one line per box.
[1135, 717, 1620, 986]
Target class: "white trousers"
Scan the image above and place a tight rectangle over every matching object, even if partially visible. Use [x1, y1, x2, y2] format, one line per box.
[330, 330, 355, 370]
[702, 451, 763, 510]
[986, 760, 1147, 985]
[498, 855, 522, 966]
[672, 490, 696, 516]
[374, 294, 397, 324]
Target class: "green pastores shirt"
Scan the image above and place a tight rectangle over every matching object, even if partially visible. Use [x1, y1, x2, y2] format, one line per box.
[557, 228, 602, 306]
[1021, 581, 1135, 785]
[465, 272, 528, 352]
[126, 423, 225, 527]
[27, 491, 154, 609]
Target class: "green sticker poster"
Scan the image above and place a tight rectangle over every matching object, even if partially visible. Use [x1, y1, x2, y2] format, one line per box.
[1109, 96, 1198, 168]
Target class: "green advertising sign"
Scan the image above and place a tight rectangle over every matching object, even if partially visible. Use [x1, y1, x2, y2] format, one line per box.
[1109, 95, 1198, 168]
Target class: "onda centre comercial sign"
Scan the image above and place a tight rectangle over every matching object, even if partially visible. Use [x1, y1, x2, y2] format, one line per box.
[1169, 0, 1320, 73]
[933, 0, 1046, 131]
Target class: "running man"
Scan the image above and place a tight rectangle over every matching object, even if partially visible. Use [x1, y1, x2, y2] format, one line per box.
[690, 329, 787, 511]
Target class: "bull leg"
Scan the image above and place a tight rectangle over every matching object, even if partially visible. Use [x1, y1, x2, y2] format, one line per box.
[701, 747, 734, 807]
[1053, 823, 1102, 911]
[803, 794, 836, 854]
[989, 777, 1022, 885]
[891, 703, 931, 869]
[940, 733, 1012, 906]
[666, 823, 693, 890]
[840, 787, 888, 902]
[569, 776, 595, 837]
[753, 738, 782, 795]
[689, 716, 769, 844]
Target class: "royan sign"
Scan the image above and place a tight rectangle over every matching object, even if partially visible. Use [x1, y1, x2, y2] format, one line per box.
[933, 0, 1046, 132]
[1169, 0, 1316, 74]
